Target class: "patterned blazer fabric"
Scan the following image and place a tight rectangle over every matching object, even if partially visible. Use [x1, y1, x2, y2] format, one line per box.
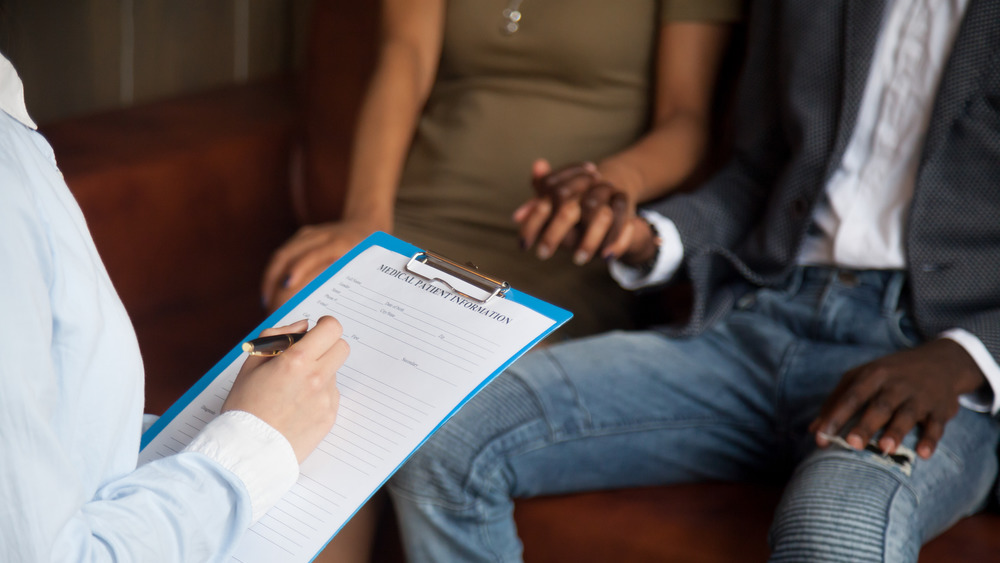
[649, 0, 1000, 361]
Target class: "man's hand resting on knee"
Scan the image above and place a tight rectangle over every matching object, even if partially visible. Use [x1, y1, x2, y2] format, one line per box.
[810, 339, 986, 460]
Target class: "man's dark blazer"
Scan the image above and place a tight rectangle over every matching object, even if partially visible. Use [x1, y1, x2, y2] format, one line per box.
[650, 0, 1000, 362]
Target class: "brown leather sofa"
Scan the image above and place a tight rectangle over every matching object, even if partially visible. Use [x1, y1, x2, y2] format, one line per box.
[43, 0, 1000, 560]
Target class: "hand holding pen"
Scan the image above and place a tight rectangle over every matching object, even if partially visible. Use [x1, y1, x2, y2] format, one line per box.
[243, 331, 307, 356]
[223, 317, 350, 462]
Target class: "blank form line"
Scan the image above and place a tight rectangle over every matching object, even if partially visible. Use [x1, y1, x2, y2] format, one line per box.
[339, 381, 423, 423]
[323, 433, 387, 462]
[392, 316, 488, 360]
[270, 504, 319, 532]
[248, 527, 297, 555]
[309, 445, 374, 476]
[342, 292, 490, 358]
[339, 373, 429, 416]
[300, 474, 349, 500]
[360, 286, 498, 350]
[326, 442, 382, 469]
[341, 395, 415, 429]
[288, 490, 336, 515]
[339, 403, 408, 437]
[340, 365, 436, 409]
[351, 338, 399, 361]
[281, 497, 326, 522]
[334, 421, 395, 450]
[336, 302, 476, 367]
[336, 310, 472, 372]
[345, 285, 488, 360]
[338, 293, 381, 312]
[414, 365, 458, 387]
[337, 282, 382, 304]
[259, 513, 309, 541]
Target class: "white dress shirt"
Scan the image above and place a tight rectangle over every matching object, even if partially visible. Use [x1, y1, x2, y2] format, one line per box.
[612, 0, 1000, 413]
[0, 54, 297, 561]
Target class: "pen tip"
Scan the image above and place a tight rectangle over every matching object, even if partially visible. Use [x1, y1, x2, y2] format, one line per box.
[241, 342, 253, 353]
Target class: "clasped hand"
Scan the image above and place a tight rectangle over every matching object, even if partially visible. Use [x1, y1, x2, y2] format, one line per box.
[514, 159, 649, 266]
[811, 338, 986, 460]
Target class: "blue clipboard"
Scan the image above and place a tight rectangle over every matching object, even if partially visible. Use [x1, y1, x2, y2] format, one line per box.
[142, 231, 571, 448]
[140, 231, 571, 562]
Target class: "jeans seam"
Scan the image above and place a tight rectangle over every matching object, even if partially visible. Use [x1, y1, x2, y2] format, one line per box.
[773, 340, 802, 435]
[882, 476, 912, 563]
[539, 348, 592, 432]
[797, 448, 917, 499]
[390, 418, 776, 510]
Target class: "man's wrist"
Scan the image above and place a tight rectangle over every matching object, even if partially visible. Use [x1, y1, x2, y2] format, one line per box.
[628, 217, 662, 275]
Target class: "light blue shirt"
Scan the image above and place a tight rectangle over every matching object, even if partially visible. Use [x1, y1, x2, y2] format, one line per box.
[0, 56, 297, 561]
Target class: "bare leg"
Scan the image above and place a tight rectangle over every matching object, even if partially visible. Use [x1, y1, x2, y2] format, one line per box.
[312, 493, 385, 563]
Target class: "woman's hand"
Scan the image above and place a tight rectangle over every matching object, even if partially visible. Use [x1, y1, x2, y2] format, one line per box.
[223, 317, 350, 463]
[262, 220, 380, 312]
[513, 158, 639, 265]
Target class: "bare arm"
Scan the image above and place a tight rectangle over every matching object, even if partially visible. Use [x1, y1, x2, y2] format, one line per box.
[262, 0, 444, 310]
[516, 21, 733, 264]
[341, 0, 445, 229]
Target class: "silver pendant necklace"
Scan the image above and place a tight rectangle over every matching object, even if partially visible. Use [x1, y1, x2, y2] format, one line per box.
[502, 0, 525, 34]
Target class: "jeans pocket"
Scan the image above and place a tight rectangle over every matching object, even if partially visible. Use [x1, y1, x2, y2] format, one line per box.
[887, 310, 920, 349]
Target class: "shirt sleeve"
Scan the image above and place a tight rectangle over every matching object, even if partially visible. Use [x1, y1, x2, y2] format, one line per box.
[0, 111, 295, 562]
[184, 410, 300, 523]
[660, 0, 744, 23]
[940, 328, 1000, 415]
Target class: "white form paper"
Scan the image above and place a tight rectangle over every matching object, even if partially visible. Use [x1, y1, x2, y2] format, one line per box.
[138, 243, 559, 562]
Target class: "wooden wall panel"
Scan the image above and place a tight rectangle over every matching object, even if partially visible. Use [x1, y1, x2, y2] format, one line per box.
[131, 0, 235, 103]
[2, 0, 122, 122]
[0, 0, 312, 124]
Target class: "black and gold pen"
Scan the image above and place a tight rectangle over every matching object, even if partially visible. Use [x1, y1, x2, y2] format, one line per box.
[242, 332, 306, 356]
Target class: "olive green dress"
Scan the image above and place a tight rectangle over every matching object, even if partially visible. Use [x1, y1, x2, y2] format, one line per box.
[394, 0, 741, 337]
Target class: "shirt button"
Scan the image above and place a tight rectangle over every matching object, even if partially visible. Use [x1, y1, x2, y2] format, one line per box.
[790, 197, 809, 219]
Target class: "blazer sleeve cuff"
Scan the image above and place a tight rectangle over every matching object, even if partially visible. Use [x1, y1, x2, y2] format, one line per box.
[940, 328, 1000, 415]
[609, 210, 684, 290]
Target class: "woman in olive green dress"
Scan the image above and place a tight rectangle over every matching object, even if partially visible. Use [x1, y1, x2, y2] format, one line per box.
[263, 0, 740, 338]
[271, 1, 741, 561]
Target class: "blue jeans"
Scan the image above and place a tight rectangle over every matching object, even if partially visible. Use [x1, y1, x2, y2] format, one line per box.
[388, 267, 1000, 562]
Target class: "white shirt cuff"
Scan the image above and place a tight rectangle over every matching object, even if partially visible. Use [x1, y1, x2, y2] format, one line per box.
[609, 210, 684, 290]
[940, 328, 1000, 415]
[183, 410, 299, 523]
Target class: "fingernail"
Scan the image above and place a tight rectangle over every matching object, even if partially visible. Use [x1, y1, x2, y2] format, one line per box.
[537, 245, 551, 260]
[846, 434, 864, 450]
[879, 437, 895, 453]
[282, 275, 291, 289]
[573, 250, 589, 266]
[604, 253, 617, 263]
[260, 295, 268, 309]
[519, 238, 527, 251]
[918, 445, 933, 459]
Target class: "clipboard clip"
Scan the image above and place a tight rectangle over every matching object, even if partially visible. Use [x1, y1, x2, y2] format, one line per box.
[405, 250, 510, 304]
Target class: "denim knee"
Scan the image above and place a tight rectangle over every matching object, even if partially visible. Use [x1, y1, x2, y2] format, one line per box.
[389, 370, 545, 510]
[769, 448, 917, 563]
